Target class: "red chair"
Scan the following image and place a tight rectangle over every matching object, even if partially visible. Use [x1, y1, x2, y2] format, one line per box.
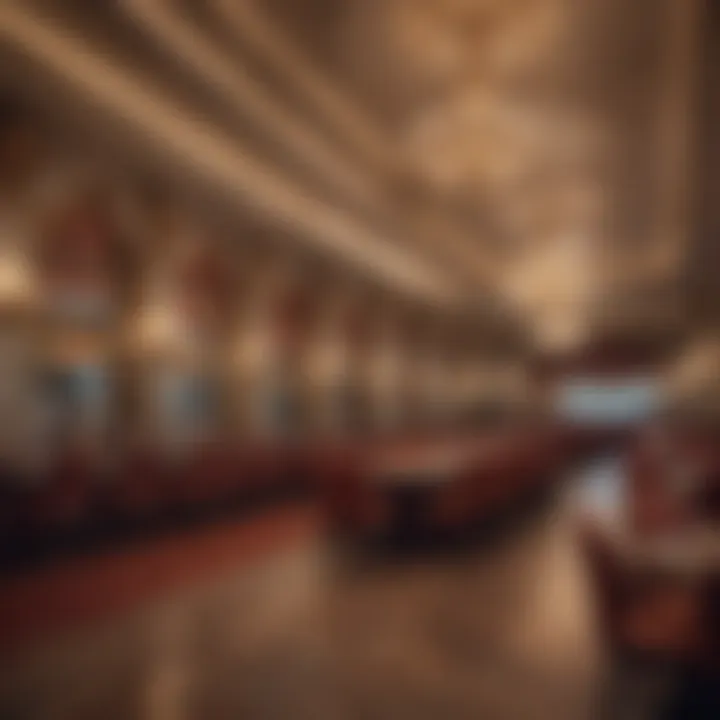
[580, 524, 705, 661]
[282, 443, 315, 495]
[626, 439, 696, 537]
[434, 469, 476, 532]
[213, 444, 240, 501]
[177, 442, 232, 509]
[471, 440, 519, 517]
[109, 447, 170, 521]
[27, 449, 95, 535]
[318, 442, 387, 538]
[254, 440, 286, 496]
[231, 443, 261, 501]
[301, 442, 329, 496]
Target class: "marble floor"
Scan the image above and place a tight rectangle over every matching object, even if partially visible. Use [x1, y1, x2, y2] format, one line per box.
[0, 491, 660, 720]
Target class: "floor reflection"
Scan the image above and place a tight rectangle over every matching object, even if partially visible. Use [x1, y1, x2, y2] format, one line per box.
[1, 503, 605, 720]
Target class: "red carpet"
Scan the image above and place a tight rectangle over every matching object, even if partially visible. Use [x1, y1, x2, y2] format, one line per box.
[0, 503, 319, 656]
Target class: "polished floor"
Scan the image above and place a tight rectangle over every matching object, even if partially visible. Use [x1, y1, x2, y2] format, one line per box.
[0, 485, 665, 720]
[0, 503, 317, 653]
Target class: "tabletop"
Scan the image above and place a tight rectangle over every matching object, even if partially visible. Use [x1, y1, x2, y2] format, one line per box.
[366, 439, 485, 487]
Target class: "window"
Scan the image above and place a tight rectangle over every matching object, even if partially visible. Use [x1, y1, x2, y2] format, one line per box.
[556, 378, 660, 426]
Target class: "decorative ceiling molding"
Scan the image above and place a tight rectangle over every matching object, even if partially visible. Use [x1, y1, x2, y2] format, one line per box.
[0, 0, 697, 357]
[210, 0, 397, 177]
[122, 0, 498, 291]
[0, 1, 459, 304]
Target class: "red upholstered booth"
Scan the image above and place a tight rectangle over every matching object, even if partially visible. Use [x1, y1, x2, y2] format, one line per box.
[316, 438, 387, 537]
[318, 427, 569, 542]
[105, 447, 171, 521]
[580, 523, 707, 662]
[25, 449, 95, 535]
[579, 427, 720, 666]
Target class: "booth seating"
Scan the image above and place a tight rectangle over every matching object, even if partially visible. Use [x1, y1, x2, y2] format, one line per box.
[105, 447, 172, 521]
[318, 427, 569, 542]
[434, 436, 520, 531]
[1, 426, 571, 558]
[159, 439, 310, 514]
[177, 443, 238, 509]
[627, 430, 720, 536]
[25, 450, 95, 536]
[580, 523, 706, 661]
[0, 435, 318, 558]
[628, 450, 691, 539]
[316, 439, 387, 537]
[282, 442, 318, 496]
[579, 431, 720, 667]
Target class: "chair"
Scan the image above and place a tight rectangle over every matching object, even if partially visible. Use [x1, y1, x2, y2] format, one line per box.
[318, 442, 386, 538]
[109, 447, 170, 521]
[580, 524, 705, 662]
[27, 449, 95, 535]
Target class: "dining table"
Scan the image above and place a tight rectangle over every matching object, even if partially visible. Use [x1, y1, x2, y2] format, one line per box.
[365, 438, 482, 487]
[361, 437, 484, 537]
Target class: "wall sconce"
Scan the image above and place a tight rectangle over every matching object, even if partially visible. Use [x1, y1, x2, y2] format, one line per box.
[135, 301, 178, 354]
[0, 246, 36, 310]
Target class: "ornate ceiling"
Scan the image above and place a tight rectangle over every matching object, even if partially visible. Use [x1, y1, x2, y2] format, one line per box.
[253, 0, 697, 353]
[0, 0, 704, 359]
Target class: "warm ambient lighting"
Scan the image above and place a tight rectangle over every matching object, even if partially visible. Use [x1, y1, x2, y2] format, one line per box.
[0, 247, 36, 308]
[0, 2, 455, 303]
[534, 311, 588, 353]
[668, 338, 720, 397]
[135, 301, 178, 353]
[500, 232, 596, 354]
[235, 323, 274, 374]
[398, 0, 573, 194]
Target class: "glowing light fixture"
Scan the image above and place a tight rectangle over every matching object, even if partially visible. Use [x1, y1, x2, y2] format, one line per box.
[0, 243, 36, 309]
